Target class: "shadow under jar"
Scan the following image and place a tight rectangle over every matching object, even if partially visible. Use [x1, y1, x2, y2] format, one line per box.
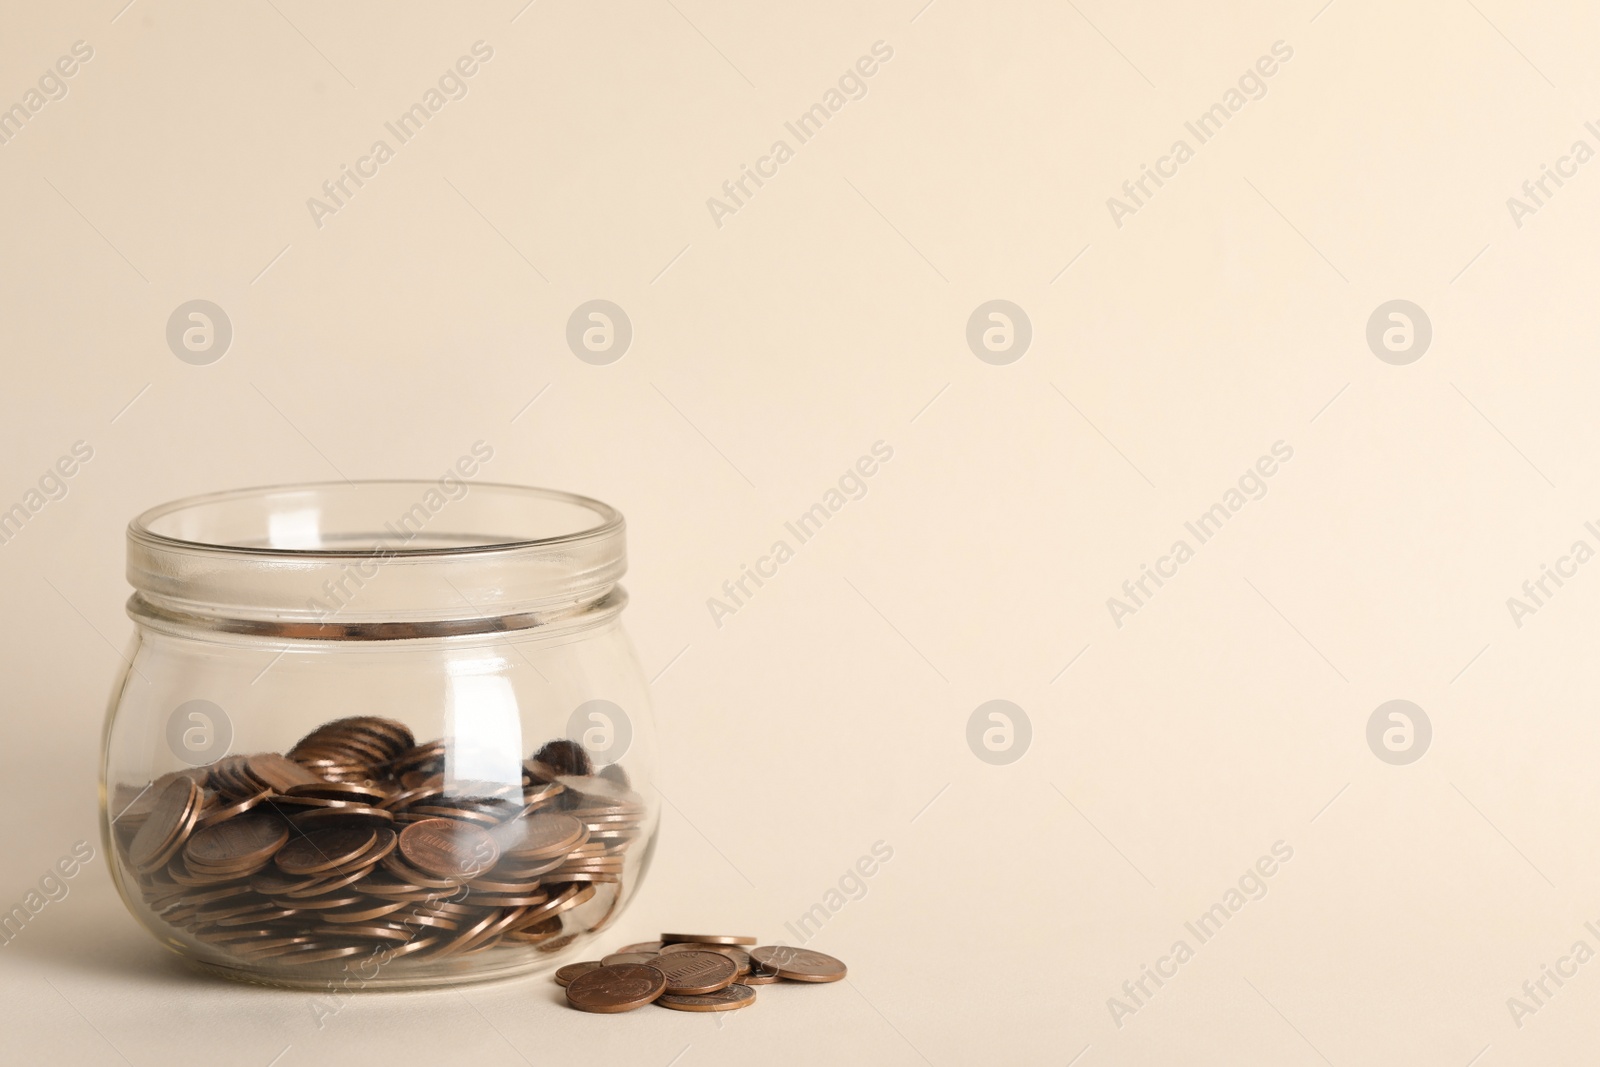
[101, 480, 658, 989]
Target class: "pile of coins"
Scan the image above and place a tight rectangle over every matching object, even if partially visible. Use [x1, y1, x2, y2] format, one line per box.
[109, 717, 648, 972]
[556, 933, 847, 1013]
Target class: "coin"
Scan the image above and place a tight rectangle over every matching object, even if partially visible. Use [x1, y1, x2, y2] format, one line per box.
[275, 826, 380, 875]
[652, 950, 738, 995]
[184, 811, 290, 870]
[194, 788, 272, 830]
[379, 852, 464, 889]
[286, 777, 392, 799]
[495, 813, 586, 861]
[461, 890, 549, 909]
[661, 933, 756, 946]
[613, 940, 663, 955]
[244, 753, 323, 793]
[320, 900, 410, 924]
[531, 739, 592, 778]
[659, 942, 750, 973]
[748, 946, 847, 983]
[600, 951, 658, 967]
[129, 777, 203, 872]
[554, 961, 602, 987]
[656, 984, 756, 1012]
[565, 964, 666, 1013]
[399, 818, 500, 879]
[289, 804, 395, 828]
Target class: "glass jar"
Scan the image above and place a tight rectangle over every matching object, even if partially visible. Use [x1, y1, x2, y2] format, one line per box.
[99, 480, 657, 989]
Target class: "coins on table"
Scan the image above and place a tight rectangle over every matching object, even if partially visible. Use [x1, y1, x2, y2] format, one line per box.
[556, 932, 848, 1013]
[657, 984, 757, 1012]
[554, 961, 602, 987]
[565, 964, 667, 1014]
[110, 715, 650, 974]
[600, 951, 659, 967]
[659, 941, 750, 973]
[652, 950, 739, 995]
[661, 932, 755, 946]
[748, 946, 847, 983]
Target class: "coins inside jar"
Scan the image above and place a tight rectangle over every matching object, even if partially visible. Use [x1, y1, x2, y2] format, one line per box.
[111, 715, 650, 977]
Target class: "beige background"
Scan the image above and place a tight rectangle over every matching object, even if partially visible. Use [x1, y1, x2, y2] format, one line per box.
[2, 0, 1598, 1063]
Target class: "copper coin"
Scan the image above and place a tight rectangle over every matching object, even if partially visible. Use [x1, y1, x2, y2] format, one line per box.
[289, 805, 395, 828]
[277, 861, 378, 898]
[601, 951, 659, 967]
[407, 806, 504, 829]
[244, 753, 323, 793]
[505, 918, 565, 945]
[554, 961, 602, 987]
[251, 867, 330, 896]
[426, 910, 503, 958]
[275, 826, 380, 875]
[659, 927, 752, 947]
[748, 946, 847, 983]
[536, 932, 581, 954]
[495, 813, 586, 860]
[177, 884, 254, 907]
[379, 852, 464, 889]
[532, 739, 592, 778]
[228, 935, 314, 958]
[565, 964, 666, 1013]
[276, 942, 369, 964]
[266, 891, 364, 911]
[319, 900, 410, 923]
[129, 778, 203, 872]
[285, 781, 391, 804]
[614, 940, 663, 955]
[464, 874, 542, 894]
[305, 920, 414, 942]
[392, 909, 460, 932]
[184, 811, 290, 870]
[659, 942, 750, 973]
[399, 818, 500, 879]
[661, 933, 756, 946]
[371, 936, 441, 959]
[513, 883, 594, 926]
[652, 950, 738, 995]
[453, 906, 529, 955]
[194, 788, 272, 830]
[656, 984, 756, 1012]
[214, 906, 302, 927]
[462, 890, 550, 908]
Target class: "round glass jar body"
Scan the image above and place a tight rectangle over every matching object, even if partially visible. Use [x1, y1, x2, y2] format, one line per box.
[100, 481, 657, 990]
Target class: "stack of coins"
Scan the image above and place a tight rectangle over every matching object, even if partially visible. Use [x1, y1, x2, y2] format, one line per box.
[109, 716, 648, 973]
[557, 933, 847, 1013]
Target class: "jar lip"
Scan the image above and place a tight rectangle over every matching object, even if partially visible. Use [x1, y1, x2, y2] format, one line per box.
[129, 479, 623, 559]
[126, 480, 628, 627]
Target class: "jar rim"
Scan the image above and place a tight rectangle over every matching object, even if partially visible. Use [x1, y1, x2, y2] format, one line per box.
[126, 480, 628, 629]
[129, 479, 623, 558]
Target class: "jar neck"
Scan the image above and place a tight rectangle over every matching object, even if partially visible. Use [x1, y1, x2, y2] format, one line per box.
[125, 482, 628, 636]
